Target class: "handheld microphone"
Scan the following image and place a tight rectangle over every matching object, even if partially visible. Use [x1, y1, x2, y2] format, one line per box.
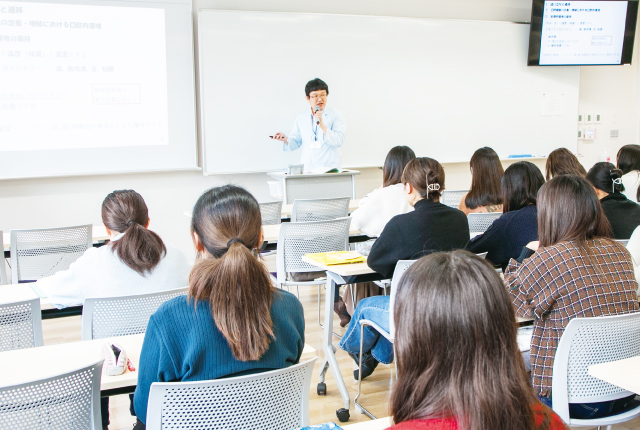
[315, 106, 320, 124]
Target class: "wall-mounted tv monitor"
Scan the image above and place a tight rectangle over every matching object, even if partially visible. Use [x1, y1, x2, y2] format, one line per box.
[528, 0, 639, 65]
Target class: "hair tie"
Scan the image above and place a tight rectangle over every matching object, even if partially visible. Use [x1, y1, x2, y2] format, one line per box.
[227, 238, 245, 248]
[126, 220, 136, 228]
[613, 178, 623, 185]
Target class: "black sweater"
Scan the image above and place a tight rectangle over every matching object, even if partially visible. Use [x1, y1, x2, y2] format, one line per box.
[367, 199, 470, 278]
[601, 193, 640, 239]
[465, 204, 538, 271]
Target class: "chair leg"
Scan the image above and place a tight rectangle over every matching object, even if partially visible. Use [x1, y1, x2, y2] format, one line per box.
[354, 323, 377, 420]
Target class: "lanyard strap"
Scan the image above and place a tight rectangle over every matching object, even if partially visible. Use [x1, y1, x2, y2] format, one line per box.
[311, 113, 318, 141]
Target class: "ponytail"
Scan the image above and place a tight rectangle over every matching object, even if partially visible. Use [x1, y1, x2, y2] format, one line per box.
[189, 185, 276, 362]
[102, 190, 166, 276]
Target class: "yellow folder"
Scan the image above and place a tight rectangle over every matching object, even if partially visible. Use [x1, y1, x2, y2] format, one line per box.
[305, 251, 366, 266]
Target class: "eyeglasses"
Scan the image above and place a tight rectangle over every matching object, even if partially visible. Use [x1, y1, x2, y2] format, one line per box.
[309, 93, 327, 100]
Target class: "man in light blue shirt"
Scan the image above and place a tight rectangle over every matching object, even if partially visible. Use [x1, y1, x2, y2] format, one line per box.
[271, 78, 346, 172]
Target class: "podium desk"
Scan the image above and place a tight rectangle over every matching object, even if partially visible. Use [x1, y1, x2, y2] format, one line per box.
[268, 170, 360, 205]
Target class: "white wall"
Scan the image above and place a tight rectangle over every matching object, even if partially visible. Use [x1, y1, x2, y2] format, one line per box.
[0, 0, 637, 260]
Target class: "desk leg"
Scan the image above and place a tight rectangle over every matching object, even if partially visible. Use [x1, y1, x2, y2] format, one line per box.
[318, 272, 350, 422]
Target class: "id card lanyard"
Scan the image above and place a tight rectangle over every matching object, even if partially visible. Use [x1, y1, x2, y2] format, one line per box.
[310, 112, 321, 149]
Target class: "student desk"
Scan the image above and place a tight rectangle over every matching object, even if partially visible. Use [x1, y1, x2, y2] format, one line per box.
[0, 283, 59, 317]
[183, 199, 362, 220]
[0, 333, 317, 397]
[588, 356, 640, 394]
[342, 417, 392, 429]
[301, 257, 534, 422]
[3, 225, 110, 257]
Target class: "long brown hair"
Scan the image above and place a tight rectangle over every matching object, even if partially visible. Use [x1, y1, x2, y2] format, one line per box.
[537, 175, 613, 248]
[391, 251, 561, 430]
[401, 157, 445, 202]
[502, 161, 545, 213]
[102, 190, 166, 276]
[464, 147, 504, 209]
[545, 148, 587, 180]
[382, 146, 416, 187]
[616, 144, 640, 174]
[189, 185, 275, 362]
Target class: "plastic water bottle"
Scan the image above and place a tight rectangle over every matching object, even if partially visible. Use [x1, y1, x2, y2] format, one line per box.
[601, 147, 611, 163]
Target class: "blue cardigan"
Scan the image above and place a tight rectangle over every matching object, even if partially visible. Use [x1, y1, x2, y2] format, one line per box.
[133, 290, 305, 423]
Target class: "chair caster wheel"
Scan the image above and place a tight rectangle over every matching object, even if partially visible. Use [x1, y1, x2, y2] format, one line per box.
[317, 382, 327, 395]
[336, 408, 350, 422]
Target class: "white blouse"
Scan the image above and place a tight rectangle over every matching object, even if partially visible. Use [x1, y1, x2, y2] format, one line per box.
[621, 171, 640, 203]
[34, 240, 192, 309]
[350, 183, 413, 237]
[628, 226, 640, 284]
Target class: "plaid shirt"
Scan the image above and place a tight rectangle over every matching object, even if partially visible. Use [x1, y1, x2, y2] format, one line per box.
[505, 238, 639, 397]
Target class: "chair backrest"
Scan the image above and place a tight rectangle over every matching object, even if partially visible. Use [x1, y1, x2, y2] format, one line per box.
[468, 212, 502, 233]
[259, 201, 283, 226]
[388, 260, 417, 342]
[291, 197, 350, 222]
[0, 360, 103, 430]
[10, 225, 92, 284]
[0, 297, 43, 351]
[81, 287, 188, 341]
[551, 312, 640, 422]
[616, 239, 630, 247]
[441, 190, 468, 208]
[146, 357, 317, 430]
[0, 230, 6, 284]
[276, 218, 351, 282]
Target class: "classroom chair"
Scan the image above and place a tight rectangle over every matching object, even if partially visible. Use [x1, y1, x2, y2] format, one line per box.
[291, 197, 350, 222]
[0, 230, 6, 284]
[441, 190, 469, 209]
[354, 259, 416, 419]
[145, 357, 317, 429]
[10, 225, 92, 284]
[467, 212, 502, 234]
[0, 359, 104, 430]
[81, 287, 188, 341]
[0, 297, 43, 351]
[551, 312, 640, 429]
[616, 239, 630, 247]
[259, 201, 283, 225]
[275, 218, 351, 327]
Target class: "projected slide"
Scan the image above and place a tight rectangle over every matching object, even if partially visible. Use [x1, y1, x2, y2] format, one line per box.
[0, 1, 168, 151]
[540, 1, 628, 65]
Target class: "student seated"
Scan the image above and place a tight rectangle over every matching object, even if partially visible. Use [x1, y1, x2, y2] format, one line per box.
[505, 175, 639, 418]
[35, 189, 191, 309]
[586, 162, 640, 239]
[132, 185, 305, 429]
[617, 144, 640, 202]
[350, 145, 416, 237]
[466, 161, 545, 271]
[458, 147, 504, 215]
[338, 157, 469, 379]
[339, 146, 416, 323]
[545, 148, 587, 180]
[628, 226, 640, 284]
[387, 251, 567, 430]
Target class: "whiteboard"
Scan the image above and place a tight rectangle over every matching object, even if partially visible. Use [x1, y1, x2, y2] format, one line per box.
[198, 10, 580, 175]
[0, 0, 197, 180]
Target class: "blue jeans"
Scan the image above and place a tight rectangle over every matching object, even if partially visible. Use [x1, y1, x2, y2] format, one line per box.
[338, 296, 394, 364]
[538, 394, 638, 419]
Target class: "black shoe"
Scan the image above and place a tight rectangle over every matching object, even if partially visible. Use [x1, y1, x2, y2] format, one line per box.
[334, 298, 351, 327]
[349, 352, 379, 380]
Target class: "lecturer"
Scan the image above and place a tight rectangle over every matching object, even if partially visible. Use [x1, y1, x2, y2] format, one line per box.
[271, 78, 346, 172]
